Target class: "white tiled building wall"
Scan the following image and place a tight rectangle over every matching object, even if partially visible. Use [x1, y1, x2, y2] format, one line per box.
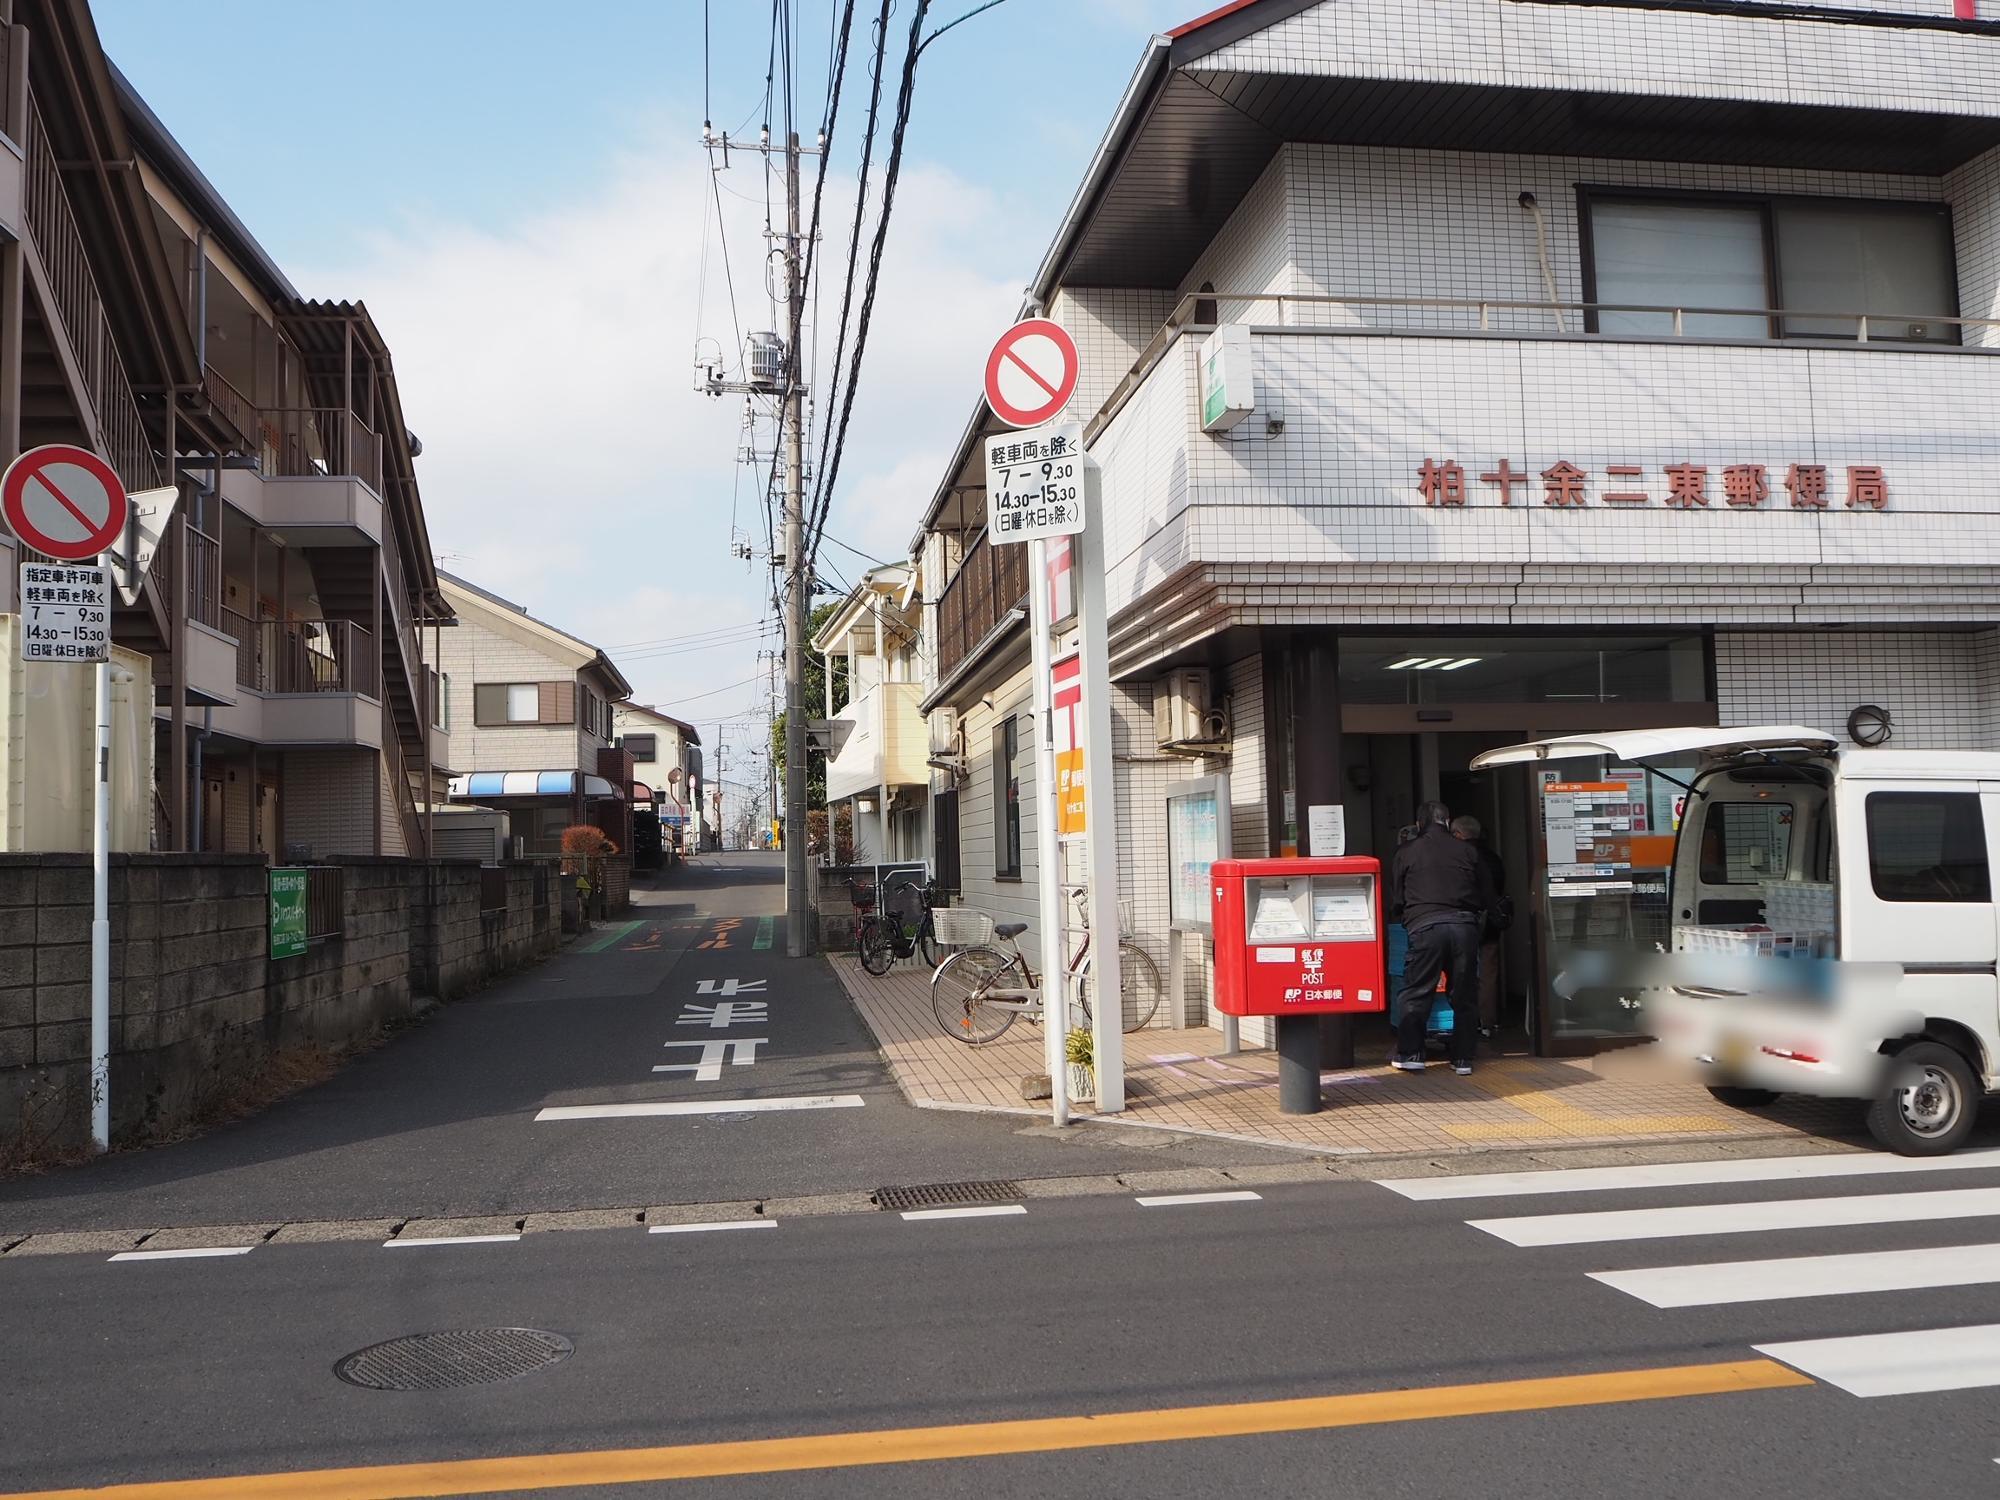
[1193, 0, 2000, 119]
[1716, 630, 2000, 748]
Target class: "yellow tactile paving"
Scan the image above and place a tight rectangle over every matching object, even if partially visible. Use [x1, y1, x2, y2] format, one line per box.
[829, 956, 1838, 1157]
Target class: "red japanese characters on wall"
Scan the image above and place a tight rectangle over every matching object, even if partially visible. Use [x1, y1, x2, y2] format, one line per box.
[1416, 459, 1888, 511]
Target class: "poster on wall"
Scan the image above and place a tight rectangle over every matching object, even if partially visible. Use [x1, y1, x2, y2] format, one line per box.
[1166, 773, 1232, 934]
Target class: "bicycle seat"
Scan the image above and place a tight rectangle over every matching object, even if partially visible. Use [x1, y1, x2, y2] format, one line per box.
[993, 921, 1028, 939]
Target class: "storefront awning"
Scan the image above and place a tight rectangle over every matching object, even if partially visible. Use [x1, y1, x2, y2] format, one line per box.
[449, 771, 623, 800]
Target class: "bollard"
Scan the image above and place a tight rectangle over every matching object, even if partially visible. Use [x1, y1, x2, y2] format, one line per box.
[1277, 1014, 1322, 1115]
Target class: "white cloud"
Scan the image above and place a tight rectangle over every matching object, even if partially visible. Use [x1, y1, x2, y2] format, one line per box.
[300, 128, 1024, 719]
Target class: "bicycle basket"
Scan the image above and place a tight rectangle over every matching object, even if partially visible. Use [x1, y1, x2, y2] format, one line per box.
[929, 908, 993, 947]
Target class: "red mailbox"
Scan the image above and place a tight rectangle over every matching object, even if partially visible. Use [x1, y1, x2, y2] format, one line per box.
[1212, 856, 1387, 1017]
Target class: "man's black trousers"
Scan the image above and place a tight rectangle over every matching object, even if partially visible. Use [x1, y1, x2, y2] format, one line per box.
[1396, 919, 1480, 1064]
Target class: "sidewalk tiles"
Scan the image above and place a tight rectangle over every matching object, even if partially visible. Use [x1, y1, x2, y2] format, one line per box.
[828, 957, 1855, 1157]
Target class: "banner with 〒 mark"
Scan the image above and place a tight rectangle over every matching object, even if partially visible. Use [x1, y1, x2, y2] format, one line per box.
[1053, 651, 1085, 839]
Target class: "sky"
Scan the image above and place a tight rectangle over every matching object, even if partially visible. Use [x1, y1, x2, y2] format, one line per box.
[94, 0, 1199, 792]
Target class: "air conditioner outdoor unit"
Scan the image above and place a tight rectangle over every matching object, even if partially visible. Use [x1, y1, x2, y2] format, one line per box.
[1155, 668, 1230, 756]
[926, 708, 968, 780]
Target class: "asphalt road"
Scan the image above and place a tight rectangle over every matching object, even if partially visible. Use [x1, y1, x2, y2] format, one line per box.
[10, 856, 2000, 1498]
[8, 1158, 2000, 1497]
[0, 852, 1290, 1236]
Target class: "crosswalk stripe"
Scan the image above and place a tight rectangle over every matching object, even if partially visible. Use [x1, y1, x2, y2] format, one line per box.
[1378, 1148, 2000, 1202]
[1592, 1241, 2000, 1308]
[1471, 1185, 2000, 1247]
[1755, 1323, 2000, 1397]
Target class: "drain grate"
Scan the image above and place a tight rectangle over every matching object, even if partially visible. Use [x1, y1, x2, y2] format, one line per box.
[335, 1328, 574, 1391]
[875, 1180, 1023, 1212]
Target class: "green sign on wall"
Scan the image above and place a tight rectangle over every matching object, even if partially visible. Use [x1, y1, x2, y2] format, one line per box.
[269, 868, 308, 959]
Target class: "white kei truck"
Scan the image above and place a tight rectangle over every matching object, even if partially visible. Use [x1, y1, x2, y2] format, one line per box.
[1472, 726, 2000, 1155]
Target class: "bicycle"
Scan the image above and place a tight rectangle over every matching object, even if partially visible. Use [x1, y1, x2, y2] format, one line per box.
[855, 875, 945, 977]
[931, 887, 1163, 1044]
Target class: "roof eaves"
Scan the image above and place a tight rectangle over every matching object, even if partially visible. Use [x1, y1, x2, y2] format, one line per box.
[107, 59, 303, 304]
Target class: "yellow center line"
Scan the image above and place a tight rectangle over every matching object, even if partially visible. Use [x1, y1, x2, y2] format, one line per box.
[2, 1359, 1810, 1499]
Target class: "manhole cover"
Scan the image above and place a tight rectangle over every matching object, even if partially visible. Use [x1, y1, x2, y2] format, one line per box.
[875, 1180, 1023, 1212]
[335, 1329, 573, 1391]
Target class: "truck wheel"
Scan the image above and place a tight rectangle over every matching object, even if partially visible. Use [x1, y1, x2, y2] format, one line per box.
[1707, 1085, 1780, 1108]
[1866, 1041, 1979, 1156]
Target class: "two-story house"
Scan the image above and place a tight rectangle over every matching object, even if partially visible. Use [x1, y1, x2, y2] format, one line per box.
[914, 0, 2000, 1056]
[813, 564, 930, 867]
[0, 0, 450, 857]
[439, 572, 634, 856]
[611, 703, 702, 852]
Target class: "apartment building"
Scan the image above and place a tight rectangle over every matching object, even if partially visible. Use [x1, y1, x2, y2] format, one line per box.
[0, 0, 451, 858]
[438, 573, 635, 855]
[813, 564, 931, 866]
[913, 0, 2000, 1056]
[611, 702, 702, 851]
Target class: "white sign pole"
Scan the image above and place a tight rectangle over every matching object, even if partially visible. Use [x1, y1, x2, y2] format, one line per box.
[1074, 458, 1123, 1113]
[89, 555, 112, 1152]
[1025, 534, 1069, 1127]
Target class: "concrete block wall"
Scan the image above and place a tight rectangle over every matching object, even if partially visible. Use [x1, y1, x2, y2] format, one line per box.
[0, 853, 563, 1156]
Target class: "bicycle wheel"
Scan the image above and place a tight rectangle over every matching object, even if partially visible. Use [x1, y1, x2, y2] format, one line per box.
[1078, 941, 1164, 1032]
[857, 918, 893, 976]
[917, 916, 944, 971]
[932, 947, 1019, 1044]
[1116, 939, 1163, 1031]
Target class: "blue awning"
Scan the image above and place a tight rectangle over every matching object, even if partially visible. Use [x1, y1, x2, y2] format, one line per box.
[449, 771, 622, 800]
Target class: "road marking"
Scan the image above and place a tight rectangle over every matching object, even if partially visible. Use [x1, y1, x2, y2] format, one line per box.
[1757, 1322, 2000, 1397]
[901, 1205, 1028, 1221]
[383, 1234, 521, 1249]
[0, 1360, 1808, 1498]
[649, 1219, 777, 1235]
[754, 916, 774, 950]
[679, 1000, 768, 1028]
[1592, 1241, 2000, 1308]
[1135, 1191, 1263, 1208]
[535, 1094, 866, 1121]
[1471, 1185, 2000, 1247]
[107, 1246, 255, 1263]
[654, 1037, 767, 1080]
[1378, 1147, 2000, 1202]
[694, 977, 767, 996]
[579, 919, 645, 954]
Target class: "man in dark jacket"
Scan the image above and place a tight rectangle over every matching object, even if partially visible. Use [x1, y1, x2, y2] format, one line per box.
[1389, 801, 1497, 1075]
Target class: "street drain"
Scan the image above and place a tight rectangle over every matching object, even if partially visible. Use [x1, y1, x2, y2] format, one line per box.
[875, 1180, 1023, 1212]
[335, 1329, 574, 1391]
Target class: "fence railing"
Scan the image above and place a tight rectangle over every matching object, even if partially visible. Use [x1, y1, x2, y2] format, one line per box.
[257, 406, 385, 496]
[21, 100, 162, 496]
[305, 866, 343, 940]
[149, 520, 223, 631]
[223, 617, 379, 697]
[1084, 288, 2000, 448]
[202, 365, 259, 449]
[934, 530, 1028, 681]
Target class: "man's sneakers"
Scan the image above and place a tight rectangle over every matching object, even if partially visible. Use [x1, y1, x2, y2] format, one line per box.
[1452, 1060, 1474, 1076]
[1390, 1056, 1425, 1073]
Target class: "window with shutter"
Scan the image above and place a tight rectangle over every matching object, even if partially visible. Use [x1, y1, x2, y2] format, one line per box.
[541, 680, 576, 724]
[474, 683, 508, 726]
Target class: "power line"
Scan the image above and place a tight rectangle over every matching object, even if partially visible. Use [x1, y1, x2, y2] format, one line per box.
[807, 0, 893, 555]
[605, 618, 778, 651]
[805, 0, 934, 581]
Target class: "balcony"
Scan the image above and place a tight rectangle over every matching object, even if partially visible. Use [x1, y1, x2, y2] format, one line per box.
[206, 612, 384, 747]
[0, 27, 21, 241]
[825, 682, 929, 804]
[1077, 291, 2000, 669]
[933, 531, 1027, 683]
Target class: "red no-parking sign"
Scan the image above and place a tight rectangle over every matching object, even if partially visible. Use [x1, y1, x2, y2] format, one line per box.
[983, 318, 1080, 429]
[1, 444, 129, 561]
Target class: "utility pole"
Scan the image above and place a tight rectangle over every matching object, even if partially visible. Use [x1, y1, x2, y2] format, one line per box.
[782, 126, 809, 957]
